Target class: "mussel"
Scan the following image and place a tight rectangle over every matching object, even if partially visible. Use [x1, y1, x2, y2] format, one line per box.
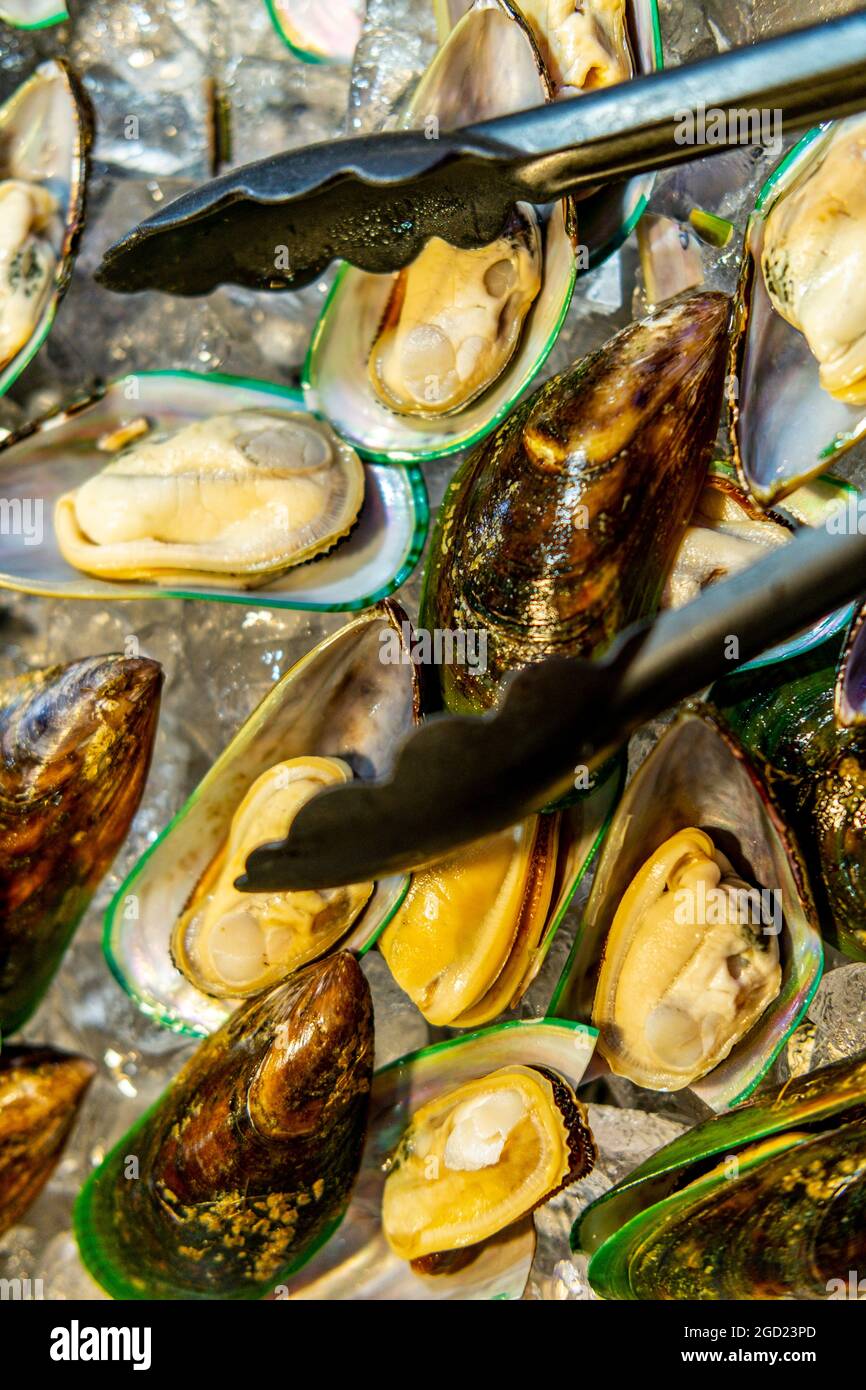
[0, 61, 90, 397]
[54, 409, 366, 590]
[0, 373, 427, 610]
[729, 116, 866, 503]
[0, 1045, 95, 1236]
[74, 953, 373, 1300]
[283, 1018, 597, 1300]
[578, 1051, 866, 1299]
[512, 0, 634, 95]
[0, 654, 162, 1037]
[304, 0, 578, 463]
[0, 2, 68, 25]
[421, 291, 730, 713]
[712, 616, 866, 962]
[551, 705, 822, 1111]
[383, 1064, 594, 1266]
[266, 0, 366, 64]
[106, 603, 420, 1037]
[378, 772, 620, 1028]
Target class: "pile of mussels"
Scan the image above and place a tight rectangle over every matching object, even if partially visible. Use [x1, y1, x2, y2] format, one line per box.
[1, 0, 866, 1302]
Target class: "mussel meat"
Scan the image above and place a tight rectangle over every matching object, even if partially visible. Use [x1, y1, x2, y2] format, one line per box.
[0, 654, 162, 1036]
[171, 756, 374, 999]
[578, 1052, 866, 1299]
[54, 409, 365, 589]
[382, 1063, 595, 1265]
[421, 291, 730, 712]
[0, 1045, 95, 1236]
[74, 953, 373, 1299]
[368, 206, 543, 418]
[517, 0, 633, 95]
[0, 180, 58, 371]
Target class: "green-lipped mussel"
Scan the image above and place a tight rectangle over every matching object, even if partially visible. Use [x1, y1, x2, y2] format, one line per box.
[378, 771, 620, 1028]
[106, 602, 421, 1037]
[0, 1045, 95, 1236]
[304, 0, 579, 464]
[421, 291, 730, 713]
[729, 115, 866, 503]
[712, 614, 866, 961]
[74, 953, 373, 1300]
[551, 706, 822, 1111]
[282, 1019, 597, 1300]
[266, 0, 366, 64]
[577, 1051, 866, 1299]
[0, 654, 162, 1037]
[0, 3, 68, 26]
[0, 61, 90, 398]
[0, 373, 427, 609]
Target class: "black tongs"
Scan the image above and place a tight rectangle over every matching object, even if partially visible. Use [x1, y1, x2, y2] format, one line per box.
[237, 518, 866, 892]
[99, 11, 866, 295]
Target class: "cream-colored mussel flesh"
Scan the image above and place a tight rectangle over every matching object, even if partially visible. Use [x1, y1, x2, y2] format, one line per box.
[382, 1064, 595, 1262]
[368, 206, 542, 417]
[171, 756, 373, 997]
[663, 478, 790, 608]
[593, 828, 782, 1091]
[379, 813, 559, 1027]
[762, 117, 866, 404]
[54, 409, 365, 588]
[517, 1, 633, 96]
[0, 180, 58, 370]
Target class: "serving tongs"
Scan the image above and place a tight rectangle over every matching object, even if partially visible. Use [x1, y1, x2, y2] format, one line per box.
[98, 11, 866, 295]
[237, 518, 866, 891]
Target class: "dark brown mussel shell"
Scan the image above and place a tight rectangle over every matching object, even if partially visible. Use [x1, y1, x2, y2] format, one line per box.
[420, 291, 730, 712]
[0, 1044, 95, 1236]
[579, 1052, 866, 1299]
[0, 654, 162, 1036]
[712, 633, 866, 961]
[73, 953, 374, 1299]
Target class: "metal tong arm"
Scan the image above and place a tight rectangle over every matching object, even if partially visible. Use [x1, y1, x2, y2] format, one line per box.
[238, 517, 866, 891]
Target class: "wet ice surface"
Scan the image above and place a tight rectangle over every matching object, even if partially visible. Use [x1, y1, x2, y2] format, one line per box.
[1, 0, 866, 1301]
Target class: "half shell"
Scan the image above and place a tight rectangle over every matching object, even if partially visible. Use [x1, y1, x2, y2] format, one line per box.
[0, 1045, 95, 1237]
[578, 1052, 866, 1299]
[266, 0, 366, 64]
[663, 460, 858, 669]
[0, 654, 162, 1037]
[0, 373, 427, 608]
[0, 61, 90, 398]
[378, 770, 621, 1027]
[0, 3, 68, 25]
[74, 954, 374, 1300]
[279, 1018, 597, 1300]
[105, 603, 421, 1037]
[304, 0, 577, 464]
[728, 117, 866, 503]
[551, 706, 822, 1111]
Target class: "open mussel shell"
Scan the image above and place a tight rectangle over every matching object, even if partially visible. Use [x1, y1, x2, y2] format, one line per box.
[0, 1045, 95, 1237]
[577, 1052, 866, 1299]
[304, 0, 578, 464]
[265, 0, 366, 64]
[105, 603, 421, 1038]
[0, 2, 68, 26]
[379, 767, 622, 1028]
[0, 61, 90, 398]
[75, 954, 374, 1300]
[550, 706, 822, 1112]
[0, 654, 163, 1037]
[835, 598, 866, 728]
[280, 1017, 596, 1300]
[435, 0, 662, 269]
[0, 372, 427, 606]
[665, 460, 858, 671]
[728, 118, 866, 504]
